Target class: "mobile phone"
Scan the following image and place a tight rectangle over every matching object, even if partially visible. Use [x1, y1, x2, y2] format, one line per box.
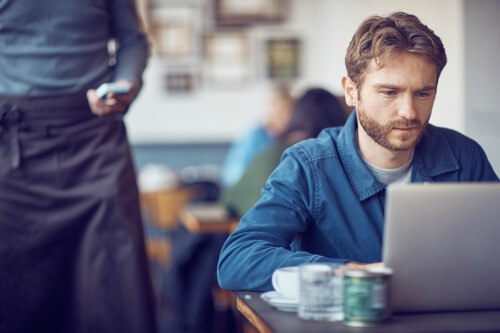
[96, 82, 131, 99]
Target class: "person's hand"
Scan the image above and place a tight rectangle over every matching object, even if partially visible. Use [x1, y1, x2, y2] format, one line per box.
[86, 80, 136, 116]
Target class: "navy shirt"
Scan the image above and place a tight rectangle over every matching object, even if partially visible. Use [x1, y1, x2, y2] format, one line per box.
[217, 112, 499, 291]
[0, 0, 148, 96]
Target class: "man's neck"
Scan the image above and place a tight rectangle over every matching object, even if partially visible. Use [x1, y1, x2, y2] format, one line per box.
[357, 127, 414, 169]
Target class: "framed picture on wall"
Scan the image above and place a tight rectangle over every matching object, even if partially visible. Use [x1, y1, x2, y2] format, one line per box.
[203, 32, 251, 85]
[265, 38, 301, 80]
[164, 69, 197, 94]
[149, 6, 199, 60]
[214, 0, 287, 25]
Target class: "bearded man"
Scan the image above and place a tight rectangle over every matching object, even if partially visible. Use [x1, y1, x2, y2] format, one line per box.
[217, 12, 498, 291]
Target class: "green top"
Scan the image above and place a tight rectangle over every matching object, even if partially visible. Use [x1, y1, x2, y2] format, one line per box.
[222, 141, 289, 218]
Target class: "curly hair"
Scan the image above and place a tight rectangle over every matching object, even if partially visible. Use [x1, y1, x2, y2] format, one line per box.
[345, 12, 447, 87]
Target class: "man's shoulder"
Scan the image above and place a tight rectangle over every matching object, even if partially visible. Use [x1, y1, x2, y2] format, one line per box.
[425, 124, 481, 152]
[423, 124, 497, 180]
[285, 127, 342, 161]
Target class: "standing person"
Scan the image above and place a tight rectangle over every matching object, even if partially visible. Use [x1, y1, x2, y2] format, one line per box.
[217, 12, 498, 292]
[0, 1, 156, 332]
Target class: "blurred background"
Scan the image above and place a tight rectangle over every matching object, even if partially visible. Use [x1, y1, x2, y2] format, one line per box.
[128, 0, 499, 175]
[129, 1, 500, 332]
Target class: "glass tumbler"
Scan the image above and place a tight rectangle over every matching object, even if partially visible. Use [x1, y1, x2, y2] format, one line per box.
[298, 263, 344, 321]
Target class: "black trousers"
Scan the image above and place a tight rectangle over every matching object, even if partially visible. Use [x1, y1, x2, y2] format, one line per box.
[0, 94, 156, 333]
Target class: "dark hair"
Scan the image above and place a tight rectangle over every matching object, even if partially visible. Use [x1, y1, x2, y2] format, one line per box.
[282, 88, 346, 140]
[345, 12, 447, 87]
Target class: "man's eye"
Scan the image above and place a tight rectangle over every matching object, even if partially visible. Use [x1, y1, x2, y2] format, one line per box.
[381, 90, 396, 96]
[416, 91, 431, 97]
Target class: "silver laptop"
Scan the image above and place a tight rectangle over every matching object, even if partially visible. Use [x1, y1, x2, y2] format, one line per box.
[383, 183, 500, 312]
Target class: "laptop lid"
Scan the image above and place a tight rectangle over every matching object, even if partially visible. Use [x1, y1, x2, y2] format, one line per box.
[383, 183, 500, 312]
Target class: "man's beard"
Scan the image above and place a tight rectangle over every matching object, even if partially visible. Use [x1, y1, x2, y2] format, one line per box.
[357, 104, 427, 151]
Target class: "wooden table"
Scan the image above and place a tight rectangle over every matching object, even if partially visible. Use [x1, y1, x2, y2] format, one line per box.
[235, 291, 500, 333]
[180, 203, 239, 233]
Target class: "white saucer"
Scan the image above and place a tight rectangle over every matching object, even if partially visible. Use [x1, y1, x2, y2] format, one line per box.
[261, 291, 298, 312]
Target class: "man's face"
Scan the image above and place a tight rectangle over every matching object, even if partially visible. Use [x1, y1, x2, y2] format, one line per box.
[346, 53, 437, 151]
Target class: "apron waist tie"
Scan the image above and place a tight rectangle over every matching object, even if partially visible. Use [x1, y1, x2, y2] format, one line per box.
[0, 104, 24, 170]
[0, 93, 95, 171]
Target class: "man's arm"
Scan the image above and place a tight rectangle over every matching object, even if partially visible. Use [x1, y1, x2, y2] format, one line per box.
[109, 0, 149, 88]
[87, 0, 149, 116]
[217, 149, 346, 292]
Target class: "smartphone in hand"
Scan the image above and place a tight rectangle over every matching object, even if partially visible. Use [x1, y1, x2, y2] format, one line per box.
[96, 82, 131, 99]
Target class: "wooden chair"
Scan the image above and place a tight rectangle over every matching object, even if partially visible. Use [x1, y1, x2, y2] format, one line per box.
[140, 187, 192, 317]
[140, 187, 192, 231]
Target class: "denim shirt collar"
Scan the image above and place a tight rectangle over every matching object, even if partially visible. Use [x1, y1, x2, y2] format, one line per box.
[336, 112, 459, 201]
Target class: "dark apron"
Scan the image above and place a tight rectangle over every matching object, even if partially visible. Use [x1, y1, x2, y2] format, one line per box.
[0, 94, 156, 333]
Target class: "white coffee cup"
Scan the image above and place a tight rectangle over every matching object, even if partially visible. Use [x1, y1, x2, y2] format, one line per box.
[271, 266, 300, 300]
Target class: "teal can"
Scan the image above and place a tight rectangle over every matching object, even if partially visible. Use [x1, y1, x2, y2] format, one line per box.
[343, 267, 393, 326]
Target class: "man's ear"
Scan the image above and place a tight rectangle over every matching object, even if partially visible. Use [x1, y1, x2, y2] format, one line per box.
[342, 76, 357, 107]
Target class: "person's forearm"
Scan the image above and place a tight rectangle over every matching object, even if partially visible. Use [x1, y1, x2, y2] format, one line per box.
[113, 37, 148, 88]
[217, 230, 347, 291]
[110, 0, 149, 88]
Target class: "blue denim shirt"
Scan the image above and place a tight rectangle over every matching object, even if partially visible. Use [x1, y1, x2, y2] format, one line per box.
[217, 112, 498, 291]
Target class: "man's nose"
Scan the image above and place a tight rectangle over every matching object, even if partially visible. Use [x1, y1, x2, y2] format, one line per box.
[397, 94, 417, 120]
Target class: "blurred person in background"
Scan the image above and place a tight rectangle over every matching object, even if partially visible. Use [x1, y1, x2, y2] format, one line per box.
[221, 85, 294, 187]
[0, 1, 156, 332]
[223, 87, 347, 218]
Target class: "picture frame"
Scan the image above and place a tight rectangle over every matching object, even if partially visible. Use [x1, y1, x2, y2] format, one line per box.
[214, 0, 287, 25]
[265, 37, 301, 80]
[203, 32, 251, 85]
[149, 6, 199, 60]
[164, 69, 197, 94]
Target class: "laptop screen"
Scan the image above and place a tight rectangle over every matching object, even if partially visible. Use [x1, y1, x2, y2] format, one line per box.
[383, 183, 500, 312]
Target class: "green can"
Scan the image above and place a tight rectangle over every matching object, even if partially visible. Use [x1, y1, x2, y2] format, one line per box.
[343, 267, 393, 326]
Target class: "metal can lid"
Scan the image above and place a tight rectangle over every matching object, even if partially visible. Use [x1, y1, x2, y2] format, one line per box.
[366, 266, 393, 276]
[344, 266, 393, 278]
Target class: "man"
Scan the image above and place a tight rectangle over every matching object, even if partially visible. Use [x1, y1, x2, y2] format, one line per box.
[0, 1, 156, 332]
[217, 12, 498, 292]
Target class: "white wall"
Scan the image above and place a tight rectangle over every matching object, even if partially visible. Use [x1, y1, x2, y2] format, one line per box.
[125, 0, 464, 143]
[464, 0, 500, 174]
